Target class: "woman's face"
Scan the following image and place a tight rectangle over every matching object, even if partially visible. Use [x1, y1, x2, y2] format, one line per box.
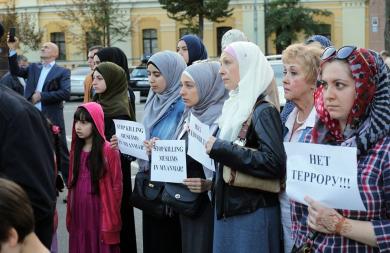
[147, 64, 167, 94]
[320, 61, 356, 127]
[282, 60, 314, 102]
[92, 70, 107, 94]
[177, 40, 189, 64]
[179, 74, 199, 107]
[93, 55, 101, 69]
[219, 52, 239, 91]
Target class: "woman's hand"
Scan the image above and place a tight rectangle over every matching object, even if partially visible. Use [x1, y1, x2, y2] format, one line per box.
[305, 196, 350, 235]
[110, 135, 119, 149]
[205, 136, 216, 154]
[144, 137, 159, 155]
[183, 178, 212, 193]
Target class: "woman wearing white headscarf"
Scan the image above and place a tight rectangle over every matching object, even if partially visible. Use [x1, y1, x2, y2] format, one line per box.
[172, 61, 228, 253]
[206, 42, 286, 253]
[141, 50, 187, 253]
[220, 29, 248, 50]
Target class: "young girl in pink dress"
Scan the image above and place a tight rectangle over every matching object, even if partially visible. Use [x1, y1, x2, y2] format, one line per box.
[66, 102, 122, 253]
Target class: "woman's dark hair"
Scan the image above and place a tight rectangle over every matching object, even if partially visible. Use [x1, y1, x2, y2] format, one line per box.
[147, 61, 160, 72]
[70, 107, 106, 194]
[0, 178, 34, 246]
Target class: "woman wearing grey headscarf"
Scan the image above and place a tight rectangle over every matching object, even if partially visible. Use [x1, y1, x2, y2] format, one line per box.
[175, 61, 228, 253]
[141, 50, 186, 253]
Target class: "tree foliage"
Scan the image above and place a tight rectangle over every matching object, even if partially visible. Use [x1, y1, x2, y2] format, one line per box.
[59, 0, 130, 52]
[265, 0, 331, 53]
[159, 0, 233, 39]
[0, 2, 43, 51]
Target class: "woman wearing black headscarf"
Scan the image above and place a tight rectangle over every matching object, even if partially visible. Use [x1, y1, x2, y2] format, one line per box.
[177, 34, 208, 66]
[93, 62, 137, 253]
[94, 47, 136, 120]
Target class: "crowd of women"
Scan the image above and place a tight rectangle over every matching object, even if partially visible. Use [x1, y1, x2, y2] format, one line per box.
[1, 28, 389, 253]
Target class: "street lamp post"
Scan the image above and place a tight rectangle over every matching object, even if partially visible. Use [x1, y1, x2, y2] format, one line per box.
[264, 0, 269, 55]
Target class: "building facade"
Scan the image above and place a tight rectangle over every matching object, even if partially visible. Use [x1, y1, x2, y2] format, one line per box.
[0, 0, 379, 66]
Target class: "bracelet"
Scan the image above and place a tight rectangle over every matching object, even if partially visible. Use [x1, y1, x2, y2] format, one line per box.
[335, 216, 346, 235]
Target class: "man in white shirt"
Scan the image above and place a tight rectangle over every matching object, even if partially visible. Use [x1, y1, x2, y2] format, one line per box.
[7, 36, 71, 185]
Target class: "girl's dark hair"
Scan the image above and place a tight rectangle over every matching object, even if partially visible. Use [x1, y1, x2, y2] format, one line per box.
[0, 178, 34, 245]
[70, 107, 106, 194]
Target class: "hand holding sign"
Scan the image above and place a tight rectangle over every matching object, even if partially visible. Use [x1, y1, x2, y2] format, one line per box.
[205, 136, 216, 154]
[183, 178, 212, 193]
[110, 135, 119, 149]
[305, 196, 349, 235]
[144, 137, 159, 155]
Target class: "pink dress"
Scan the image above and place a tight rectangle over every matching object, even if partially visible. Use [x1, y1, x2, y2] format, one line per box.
[68, 151, 120, 253]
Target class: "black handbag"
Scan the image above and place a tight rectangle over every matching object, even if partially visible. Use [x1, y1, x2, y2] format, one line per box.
[161, 183, 205, 218]
[130, 171, 167, 218]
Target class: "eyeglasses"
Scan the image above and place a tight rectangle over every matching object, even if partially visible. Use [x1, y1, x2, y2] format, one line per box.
[320, 45, 357, 61]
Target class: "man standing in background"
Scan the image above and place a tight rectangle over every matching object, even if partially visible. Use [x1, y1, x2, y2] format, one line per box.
[7, 35, 71, 185]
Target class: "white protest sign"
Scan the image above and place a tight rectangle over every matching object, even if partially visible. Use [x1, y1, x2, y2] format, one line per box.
[151, 140, 187, 183]
[113, 120, 149, 160]
[187, 114, 215, 171]
[284, 142, 366, 211]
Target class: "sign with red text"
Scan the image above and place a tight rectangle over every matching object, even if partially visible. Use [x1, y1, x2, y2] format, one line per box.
[284, 142, 366, 211]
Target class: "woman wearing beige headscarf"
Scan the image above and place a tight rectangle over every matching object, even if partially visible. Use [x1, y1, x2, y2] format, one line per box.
[220, 29, 280, 111]
[206, 42, 285, 253]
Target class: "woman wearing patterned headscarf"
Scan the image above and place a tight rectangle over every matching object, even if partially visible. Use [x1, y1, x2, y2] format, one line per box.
[141, 51, 187, 253]
[177, 34, 208, 66]
[205, 41, 286, 253]
[173, 61, 228, 253]
[94, 47, 136, 120]
[92, 62, 137, 253]
[291, 47, 390, 252]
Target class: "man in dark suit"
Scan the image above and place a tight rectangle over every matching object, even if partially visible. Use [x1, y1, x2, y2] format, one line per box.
[7, 36, 70, 185]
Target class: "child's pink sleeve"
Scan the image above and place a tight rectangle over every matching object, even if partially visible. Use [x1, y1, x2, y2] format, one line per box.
[110, 149, 123, 203]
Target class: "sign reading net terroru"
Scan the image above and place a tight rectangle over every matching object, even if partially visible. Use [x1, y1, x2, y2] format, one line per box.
[187, 113, 215, 171]
[284, 142, 366, 211]
[151, 140, 187, 183]
[113, 120, 149, 160]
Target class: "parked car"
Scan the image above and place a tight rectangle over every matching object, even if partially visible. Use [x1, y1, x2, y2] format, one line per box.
[129, 65, 149, 96]
[71, 66, 90, 96]
[266, 55, 286, 109]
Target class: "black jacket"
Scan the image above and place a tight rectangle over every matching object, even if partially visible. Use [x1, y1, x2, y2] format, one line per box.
[210, 100, 286, 219]
[0, 72, 24, 95]
[0, 85, 56, 224]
